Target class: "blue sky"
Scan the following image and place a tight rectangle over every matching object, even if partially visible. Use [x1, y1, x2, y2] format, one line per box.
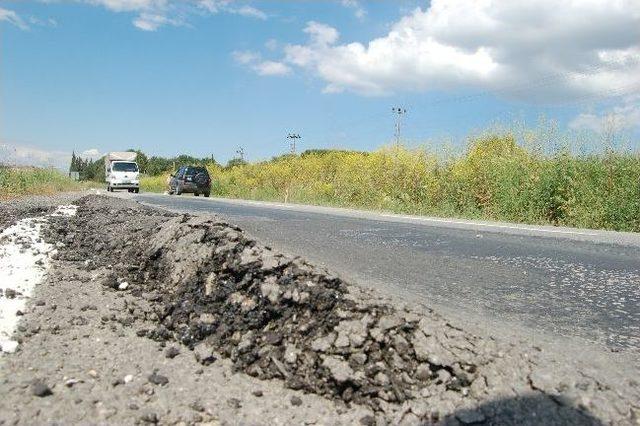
[1, 0, 639, 168]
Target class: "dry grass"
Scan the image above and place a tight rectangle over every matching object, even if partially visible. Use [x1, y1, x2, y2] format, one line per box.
[0, 166, 90, 200]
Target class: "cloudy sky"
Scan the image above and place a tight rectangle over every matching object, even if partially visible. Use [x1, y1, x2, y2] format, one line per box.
[1, 0, 639, 168]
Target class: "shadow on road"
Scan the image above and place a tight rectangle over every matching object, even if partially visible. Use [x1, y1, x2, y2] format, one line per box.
[443, 393, 604, 425]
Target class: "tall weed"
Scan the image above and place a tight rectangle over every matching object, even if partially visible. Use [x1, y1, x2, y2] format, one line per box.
[145, 133, 640, 232]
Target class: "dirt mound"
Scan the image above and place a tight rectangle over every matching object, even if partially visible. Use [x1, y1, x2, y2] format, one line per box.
[140, 215, 489, 407]
[44, 195, 637, 424]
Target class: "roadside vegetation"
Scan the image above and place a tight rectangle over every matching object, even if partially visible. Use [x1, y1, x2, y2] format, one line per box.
[140, 174, 169, 193]
[0, 166, 89, 199]
[70, 129, 639, 233]
[205, 136, 640, 232]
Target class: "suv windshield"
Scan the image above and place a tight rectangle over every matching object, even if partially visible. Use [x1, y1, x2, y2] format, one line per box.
[112, 162, 138, 172]
[185, 167, 209, 177]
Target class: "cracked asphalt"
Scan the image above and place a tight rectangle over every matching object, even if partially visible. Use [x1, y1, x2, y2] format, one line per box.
[129, 193, 640, 354]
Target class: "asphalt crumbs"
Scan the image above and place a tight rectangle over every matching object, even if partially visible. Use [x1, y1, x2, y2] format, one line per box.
[133, 194, 640, 352]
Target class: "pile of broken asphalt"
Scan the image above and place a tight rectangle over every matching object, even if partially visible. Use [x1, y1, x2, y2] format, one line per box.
[5, 195, 639, 425]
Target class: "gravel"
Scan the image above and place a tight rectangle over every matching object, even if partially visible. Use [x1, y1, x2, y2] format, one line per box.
[30, 380, 53, 397]
[0, 192, 87, 233]
[148, 371, 169, 386]
[1, 194, 638, 425]
[164, 346, 180, 359]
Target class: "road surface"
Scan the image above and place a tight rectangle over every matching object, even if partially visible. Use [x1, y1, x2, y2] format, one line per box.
[131, 193, 640, 353]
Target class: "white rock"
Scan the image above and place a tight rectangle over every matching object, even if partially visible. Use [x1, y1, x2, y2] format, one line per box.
[321, 356, 354, 383]
[118, 282, 129, 290]
[260, 277, 281, 303]
[0, 340, 19, 353]
[284, 343, 301, 364]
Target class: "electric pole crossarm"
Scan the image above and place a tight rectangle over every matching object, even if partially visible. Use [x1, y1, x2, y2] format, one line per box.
[392, 107, 407, 146]
[286, 133, 301, 155]
[236, 147, 245, 161]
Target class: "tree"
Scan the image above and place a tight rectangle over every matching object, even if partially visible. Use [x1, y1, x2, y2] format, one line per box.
[70, 151, 77, 173]
[226, 158, 247, 169]
[127, 149, 149, 173]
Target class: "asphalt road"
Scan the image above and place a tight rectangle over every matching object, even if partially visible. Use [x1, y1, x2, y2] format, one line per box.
[131, 193, 640, 352]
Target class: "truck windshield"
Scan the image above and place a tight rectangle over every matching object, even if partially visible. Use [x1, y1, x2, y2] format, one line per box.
[112, 162, 138, 172]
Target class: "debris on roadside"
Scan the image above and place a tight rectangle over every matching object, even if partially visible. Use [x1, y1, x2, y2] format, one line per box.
[31, 380, 53, 397]
[39, 195, 640, 424]
[147, 371, 169, 386]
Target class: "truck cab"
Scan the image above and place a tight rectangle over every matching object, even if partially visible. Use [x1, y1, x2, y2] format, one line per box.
[106, 155, 140, 193]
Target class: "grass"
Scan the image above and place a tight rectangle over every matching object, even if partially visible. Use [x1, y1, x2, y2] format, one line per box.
[140, 174, 169, 193]
[140, 132, 640, 233]
[0, 166, 90, 200]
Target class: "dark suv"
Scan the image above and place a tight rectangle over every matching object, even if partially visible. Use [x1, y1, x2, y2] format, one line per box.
[169, 166, 211, 197]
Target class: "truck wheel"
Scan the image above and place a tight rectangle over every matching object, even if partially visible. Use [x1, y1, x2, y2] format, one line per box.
[176, 185, 182, 195]
[134, 188, 139, 194]
[194, 193, 199, 197]
[204, 192, 210, 198]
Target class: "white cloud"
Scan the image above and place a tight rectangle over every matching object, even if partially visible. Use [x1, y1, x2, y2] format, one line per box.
[304, 21, 339, 46]
[197, 0, 222, 14]
[0, 7, 29, 30]
[79, 0, 175, 30]
[0, 143, 72, 170]
[233, 50, 291, 77]
[80, 148, 102, 158]
[232, 50, 260, 65]
[27, 16, 58, 28]
[232, 5, 267, 20]
[253, 61, 291, 76]
[84, 0, 166, 13]
[75, 0, 267, 31]
[282, 0, 640, 101]
[0, 143, 107, 170]
[133, 12, 181, 31]
[570, 97, 640, 133]
[265, 38, 278, 51]
[341, 0, 366, 20]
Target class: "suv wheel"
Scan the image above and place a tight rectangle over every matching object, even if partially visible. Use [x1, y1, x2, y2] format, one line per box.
[204, 192, 210, 198]
[176, 184, 182, 195]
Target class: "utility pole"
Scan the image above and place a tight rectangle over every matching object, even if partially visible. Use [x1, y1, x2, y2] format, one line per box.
[236, 147, 245, 161]
[287, 133, 301, 155]
[392, 107, 407, 146]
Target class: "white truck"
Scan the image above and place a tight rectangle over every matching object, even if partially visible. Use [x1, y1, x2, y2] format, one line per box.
[105, 151, 140, 193]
